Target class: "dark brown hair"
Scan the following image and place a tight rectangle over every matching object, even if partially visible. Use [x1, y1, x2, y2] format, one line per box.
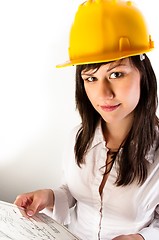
[74, 54, 159, 186]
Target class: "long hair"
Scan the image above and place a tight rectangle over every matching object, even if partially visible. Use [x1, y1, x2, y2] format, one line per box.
[74, 54, 159, 186]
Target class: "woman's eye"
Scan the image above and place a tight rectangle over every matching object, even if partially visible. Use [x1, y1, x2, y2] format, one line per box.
[86, 76, 95, 82]
[109, 72, 122, 79]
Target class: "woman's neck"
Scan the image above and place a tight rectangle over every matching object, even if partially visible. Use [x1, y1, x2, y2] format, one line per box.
[102, 116, 133, 150]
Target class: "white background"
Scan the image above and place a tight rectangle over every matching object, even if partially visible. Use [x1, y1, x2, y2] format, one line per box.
[0, 0, 158, 203]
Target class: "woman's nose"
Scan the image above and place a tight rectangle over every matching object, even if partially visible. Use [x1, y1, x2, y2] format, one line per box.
[98, 80, 114, 99]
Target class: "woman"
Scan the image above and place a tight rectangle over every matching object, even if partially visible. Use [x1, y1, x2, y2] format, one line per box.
[14, 0, 159, 239]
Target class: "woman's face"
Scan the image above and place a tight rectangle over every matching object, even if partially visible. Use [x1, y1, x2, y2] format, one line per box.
[81, 58, 141, 125]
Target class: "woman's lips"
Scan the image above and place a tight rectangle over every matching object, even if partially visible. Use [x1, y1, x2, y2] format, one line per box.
[100, 103, 121, 112]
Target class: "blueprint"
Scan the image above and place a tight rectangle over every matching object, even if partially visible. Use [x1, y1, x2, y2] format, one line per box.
[0, 201, 79, 240]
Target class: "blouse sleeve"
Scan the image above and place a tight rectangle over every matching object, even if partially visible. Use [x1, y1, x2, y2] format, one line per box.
[52, 185, 76, 225]
[52, 125, 80, 225]
[138, 205, 159, 239]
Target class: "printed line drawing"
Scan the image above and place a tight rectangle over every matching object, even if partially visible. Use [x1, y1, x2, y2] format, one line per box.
[0, 201, 79, 240]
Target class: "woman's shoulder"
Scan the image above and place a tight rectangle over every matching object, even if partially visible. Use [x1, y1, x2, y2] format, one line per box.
[68, 123, 82, 139]
[61, 124, 82, 163]
[62, 123, 82, 149]
[155, 125, 159, 148]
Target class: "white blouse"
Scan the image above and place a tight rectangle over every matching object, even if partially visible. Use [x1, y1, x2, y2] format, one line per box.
[53, 123, 159, 240]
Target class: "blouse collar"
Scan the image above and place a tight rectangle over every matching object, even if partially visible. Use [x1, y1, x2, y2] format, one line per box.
[87, 120, 159, 164]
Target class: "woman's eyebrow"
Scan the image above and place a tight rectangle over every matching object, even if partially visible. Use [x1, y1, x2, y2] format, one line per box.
[81, 72, 94, 76]
[81, 69, 97, 76]
[81, 62, 129, 75]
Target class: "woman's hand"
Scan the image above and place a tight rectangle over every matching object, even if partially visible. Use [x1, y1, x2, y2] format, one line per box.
[112, 234, 144, 240]
[14, 189, 54, 217]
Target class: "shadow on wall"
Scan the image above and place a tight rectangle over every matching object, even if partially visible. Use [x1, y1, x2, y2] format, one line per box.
[0, 126, 64, 203]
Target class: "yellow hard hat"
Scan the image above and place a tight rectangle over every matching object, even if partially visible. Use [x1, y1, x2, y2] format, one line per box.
[56, 0, 154, 68]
